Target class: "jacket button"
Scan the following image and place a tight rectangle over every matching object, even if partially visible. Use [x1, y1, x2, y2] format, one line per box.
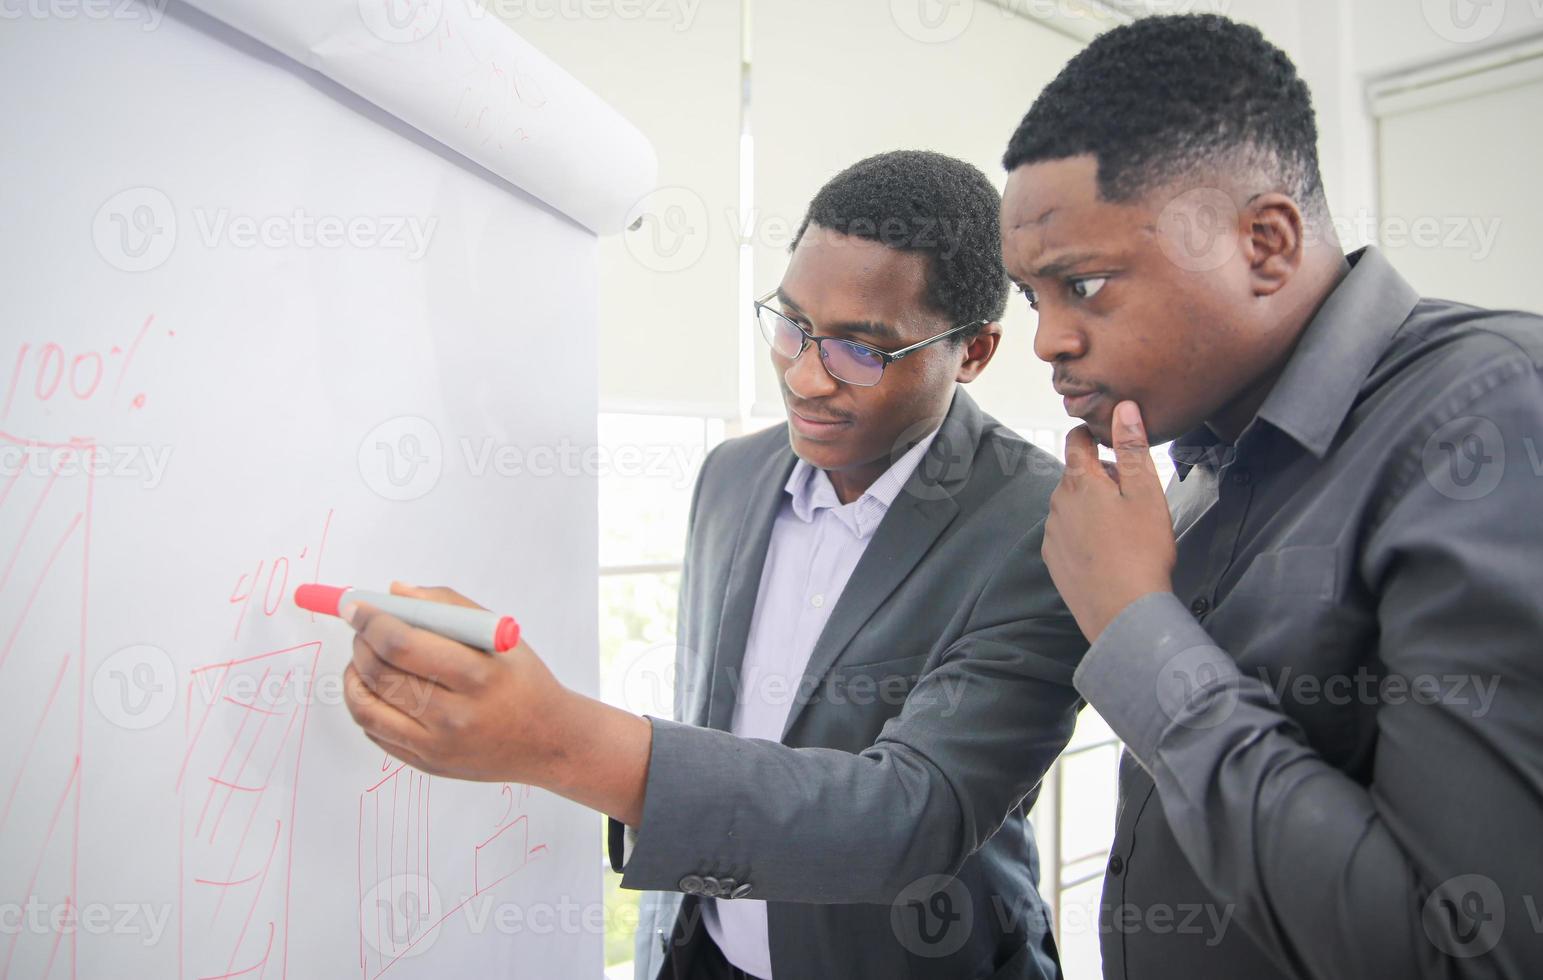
[679, 875, 704, 894]
[1190, 596, 1210, 617]
[701, 876, 723, 898]
[1108, 855, 1125, 876]
[730, 883, 754, 899]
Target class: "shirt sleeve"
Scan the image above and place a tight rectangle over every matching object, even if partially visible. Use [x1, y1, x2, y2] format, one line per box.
[1074, 355, 1543, 979]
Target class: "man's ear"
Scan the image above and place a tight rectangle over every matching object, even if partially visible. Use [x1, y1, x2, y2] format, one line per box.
[956, 321, 1003, 383]
[1245, 193, 1306, 297]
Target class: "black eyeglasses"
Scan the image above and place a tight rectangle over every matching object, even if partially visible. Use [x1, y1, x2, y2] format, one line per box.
[753, 289, 982, 387]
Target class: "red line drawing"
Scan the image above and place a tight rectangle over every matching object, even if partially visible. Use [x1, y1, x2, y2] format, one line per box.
[0, 432, 90, 980]
[356, 767, 549, 979]
[179, 643, 320, 980]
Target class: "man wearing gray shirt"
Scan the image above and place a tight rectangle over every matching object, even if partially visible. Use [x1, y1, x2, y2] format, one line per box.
[1000, 14, 1543, 980]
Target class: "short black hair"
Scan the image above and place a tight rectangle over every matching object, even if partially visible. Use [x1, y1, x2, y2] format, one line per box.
[1003, 14, 1326, 216]
[791, 150, 1008, 340]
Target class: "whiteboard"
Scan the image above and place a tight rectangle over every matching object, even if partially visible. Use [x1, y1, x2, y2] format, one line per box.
[0, 2, 652, 977]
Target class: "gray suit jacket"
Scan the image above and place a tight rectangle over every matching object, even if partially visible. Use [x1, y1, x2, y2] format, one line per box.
[612, 388, 1087, 979]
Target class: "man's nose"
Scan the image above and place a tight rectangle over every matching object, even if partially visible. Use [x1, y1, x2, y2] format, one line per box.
[1032, 309, 1087, 363]
[783, 340, 840, 398]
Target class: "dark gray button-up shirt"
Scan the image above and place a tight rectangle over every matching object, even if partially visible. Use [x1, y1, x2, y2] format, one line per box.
[1074, 247, 1543, 979]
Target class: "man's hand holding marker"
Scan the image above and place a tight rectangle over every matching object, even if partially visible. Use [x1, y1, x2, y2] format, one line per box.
[298, 581, 653, 825]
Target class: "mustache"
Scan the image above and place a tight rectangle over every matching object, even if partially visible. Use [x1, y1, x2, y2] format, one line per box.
[1052, 370, 1107, 394]
[781, 390, 856, 423]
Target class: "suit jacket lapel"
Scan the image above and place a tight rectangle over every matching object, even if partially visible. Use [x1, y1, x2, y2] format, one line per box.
[778, 389, 981, 740]
[703, 444, 798, 731]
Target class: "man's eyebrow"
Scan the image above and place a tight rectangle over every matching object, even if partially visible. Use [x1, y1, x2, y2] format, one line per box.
[775, 289, 902, 344]
[1028, 250, 1104, 279]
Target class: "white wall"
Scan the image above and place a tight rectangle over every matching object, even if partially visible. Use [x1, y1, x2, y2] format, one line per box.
[1225, 0, 1543, 249]
[750, 0, 1083, 428]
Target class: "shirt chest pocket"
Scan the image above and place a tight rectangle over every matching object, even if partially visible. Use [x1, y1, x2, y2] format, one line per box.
[1208, 544, 1379, 771]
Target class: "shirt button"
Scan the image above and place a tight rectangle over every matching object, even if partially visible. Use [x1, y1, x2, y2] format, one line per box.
[1190, 596, 1210, 617]
[811, 594, 825, 608]
[1108, 855, 1125, 876]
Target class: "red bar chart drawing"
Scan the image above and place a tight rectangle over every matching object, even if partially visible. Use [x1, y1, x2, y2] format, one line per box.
[177, 642, 322, 980]
[356, 771, 549, 979]
[0, 433, 93, 980]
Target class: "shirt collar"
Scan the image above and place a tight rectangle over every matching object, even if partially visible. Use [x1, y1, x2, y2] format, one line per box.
[785, 425, 942, 539]
[1170, 246, 1421, 479]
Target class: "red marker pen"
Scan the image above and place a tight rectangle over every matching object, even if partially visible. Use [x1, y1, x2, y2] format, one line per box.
[294, 584, 520, 653]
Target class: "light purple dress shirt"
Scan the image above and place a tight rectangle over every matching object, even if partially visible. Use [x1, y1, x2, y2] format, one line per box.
[703, 427, 940, 978]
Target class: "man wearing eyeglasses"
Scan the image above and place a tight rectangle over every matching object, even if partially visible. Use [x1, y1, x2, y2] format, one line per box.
[341, 150, 1087, 979]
